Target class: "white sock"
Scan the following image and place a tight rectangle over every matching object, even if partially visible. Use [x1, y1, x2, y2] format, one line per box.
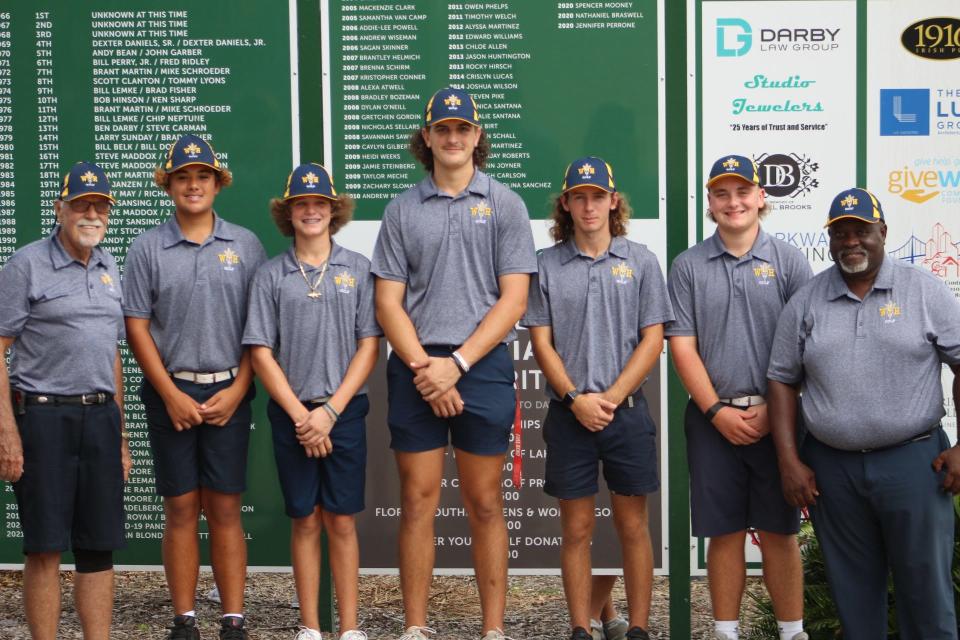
[178, 610, 196, 618]
[715, 620, 739, 640]
[778, 620, 803, 640]
[223, 613, 244, 620]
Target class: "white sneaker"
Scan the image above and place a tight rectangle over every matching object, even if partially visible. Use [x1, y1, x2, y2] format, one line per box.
[340, 631, 368, 640]
[207, 585, 222, 604]
[295, 628, 322, 640]
[789, 634, 809, 640]
[589, 619, 604, 640]
[481, 630, 514, 640]
[713, 633, 735, 640]
[603, 617, 628, 640]
[398, 626, 436, 640]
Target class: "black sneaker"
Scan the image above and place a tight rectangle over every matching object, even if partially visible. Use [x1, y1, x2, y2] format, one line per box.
[625, 628, 650, 640]
[167, 615, 201, 640]
[219, 616, 249, 640]
[571, 628, 594, 640]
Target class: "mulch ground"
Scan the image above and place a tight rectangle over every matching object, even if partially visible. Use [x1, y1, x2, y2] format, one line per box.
[0, 571, 769, 639]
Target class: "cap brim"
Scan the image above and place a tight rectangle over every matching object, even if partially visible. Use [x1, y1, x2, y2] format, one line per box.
[64, 191, 117, 204]
[563, 183, 616, 194]
[283, 193, 337, 202]
[824, 214, 883, 228]
[165, 161, 222, 174]
[705, 172, 757, 188]
[425, 116, 480, 127]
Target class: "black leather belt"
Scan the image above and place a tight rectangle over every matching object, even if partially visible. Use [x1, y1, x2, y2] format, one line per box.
[859, 428, 936, 453]
[24, 392, 113, 406]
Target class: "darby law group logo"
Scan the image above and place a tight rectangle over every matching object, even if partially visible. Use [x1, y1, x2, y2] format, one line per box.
[716, 18, 841, 57]
[901, 17, 960, 60]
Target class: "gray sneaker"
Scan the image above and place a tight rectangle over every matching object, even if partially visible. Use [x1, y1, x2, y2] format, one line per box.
[398, 627, 435, 640]
[603, 617, 629, 640]
[589, 619, 604, 640]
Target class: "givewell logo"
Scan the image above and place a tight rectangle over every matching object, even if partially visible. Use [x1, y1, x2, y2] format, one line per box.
[879, 89, 930, 136]
[716, 18, 841, 56]
[754, 152, 819, 202]
[887, 160, 960, 205]
[901, 17, 960, 60]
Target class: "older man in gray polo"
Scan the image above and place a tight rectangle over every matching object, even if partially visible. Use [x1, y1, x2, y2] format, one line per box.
[0, 161, 131, 640]
[768, 188, 960, 639]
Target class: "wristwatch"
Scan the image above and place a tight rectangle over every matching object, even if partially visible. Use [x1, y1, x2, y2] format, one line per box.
[563, 390, 579, 408]
[704, 401, 726, 422]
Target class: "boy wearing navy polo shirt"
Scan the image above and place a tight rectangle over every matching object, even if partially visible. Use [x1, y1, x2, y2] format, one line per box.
[243, 164, 379, 640]
[124, 135, 266, 640]
[372, 87, 537, 640]
[522, 158, 673, 640]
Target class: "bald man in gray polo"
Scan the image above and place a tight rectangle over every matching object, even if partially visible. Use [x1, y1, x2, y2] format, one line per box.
[767, 189, 960, 639]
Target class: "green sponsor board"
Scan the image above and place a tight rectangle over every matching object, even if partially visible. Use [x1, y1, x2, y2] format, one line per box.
[324, 1, 659, 220]
[0, 0, 295, 566]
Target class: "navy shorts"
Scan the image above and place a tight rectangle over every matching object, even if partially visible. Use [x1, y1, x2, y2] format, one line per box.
[13, 401, 126, 554]
[387, 344, 515, 455]
[141, 377, 254, 497]
[267, 395, 369, 517]
[685, 400, 799, 537]
[543, 394, 659, 500]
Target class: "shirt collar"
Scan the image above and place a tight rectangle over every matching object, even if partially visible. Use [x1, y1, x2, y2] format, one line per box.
[558, 236, 629, 265]
[417, 169, 490, 202]
[49, 227, 108, 270]
[825, 256, 895, 301]
[706, 228, 771, 261]
[160, 212, 234, 248]
[283, 241, 350, 273]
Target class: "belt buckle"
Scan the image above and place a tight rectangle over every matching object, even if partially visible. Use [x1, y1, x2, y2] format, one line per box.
[81, 393, 103, 405]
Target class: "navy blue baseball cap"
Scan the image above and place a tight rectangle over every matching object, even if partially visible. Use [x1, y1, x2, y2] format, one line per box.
[706, 155, 761, 188]
[424, 87, 480, 127]
[163, 134, 223, 173]
[60, 161, 116, 203]
[825, 188, 885, 227]
[282, 163, 337, 201]
[562, 156, 616, 194]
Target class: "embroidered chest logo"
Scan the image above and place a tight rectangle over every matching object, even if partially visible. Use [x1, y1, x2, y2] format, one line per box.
[334, 270, 356, 294]
[470, 201, 492, 224]
[879, 300, 902, 323]
[100, 273, 117, 293]
[611, 261, 634, 285]
[218, 248, 240, 271]
[753, 263, 776, 285]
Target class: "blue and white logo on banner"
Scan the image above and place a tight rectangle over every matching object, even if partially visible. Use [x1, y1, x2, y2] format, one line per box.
[717, 18, 752, 57]
[880, 88, 930, 136]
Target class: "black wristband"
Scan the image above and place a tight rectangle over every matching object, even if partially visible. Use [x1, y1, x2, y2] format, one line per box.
[704, 401, 726, 422]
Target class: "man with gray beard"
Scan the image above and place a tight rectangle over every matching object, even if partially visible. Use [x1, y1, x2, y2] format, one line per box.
[0, 162, 131, 640]
[768, 188, 960, 639]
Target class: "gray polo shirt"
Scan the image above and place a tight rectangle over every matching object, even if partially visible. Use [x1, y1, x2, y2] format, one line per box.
[0, 229, 123, 395]
[768, 257, 960, 450]
[371, 170, 537, 345]
[243, 243, 382, 400]
[666, 229, 812, 398]
[522, 237, 674, 400]
[123, 213, 267, 372]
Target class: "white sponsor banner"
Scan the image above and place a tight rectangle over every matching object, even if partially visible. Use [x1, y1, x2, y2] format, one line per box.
[867, 2, 960, 443]
[701, 0, 857, 274]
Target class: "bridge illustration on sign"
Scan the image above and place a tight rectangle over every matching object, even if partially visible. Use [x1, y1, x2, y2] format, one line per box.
[889, 222, 960, 279]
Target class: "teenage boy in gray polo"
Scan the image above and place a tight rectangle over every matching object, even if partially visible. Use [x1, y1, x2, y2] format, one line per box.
[768, 188, 960, 640]
[372, 87, 536, 640]
[523, 157, 672, 640]
[243, 163, 380, 640]
[0, 162, 131, 640]
[124, 135, 266, 640]
[666, 155, 810, 640]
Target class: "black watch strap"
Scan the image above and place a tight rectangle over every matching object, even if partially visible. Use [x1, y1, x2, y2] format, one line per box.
[704, 401, 726, 422]
[563, 390, 579, 408]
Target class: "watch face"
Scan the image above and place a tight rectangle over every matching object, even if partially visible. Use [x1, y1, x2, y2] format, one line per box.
[564, 391, 578, 407]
